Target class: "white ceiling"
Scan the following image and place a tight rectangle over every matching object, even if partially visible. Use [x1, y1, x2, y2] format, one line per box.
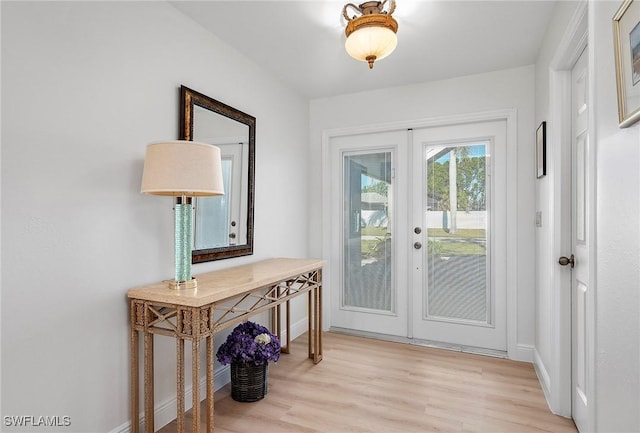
[171, 0, 557, 99]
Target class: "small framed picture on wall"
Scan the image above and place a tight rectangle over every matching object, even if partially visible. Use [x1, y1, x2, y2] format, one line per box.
[613, 0, 640, 127]
[536, 121, 546, 179]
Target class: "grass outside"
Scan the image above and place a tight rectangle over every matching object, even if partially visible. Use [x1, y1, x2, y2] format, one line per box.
[357, 227, 486, 257]
[435, 241, 485, 256]
[429, 228, 486, 255]
[361, 226, 388, 237]
[427, 228, 486, 238]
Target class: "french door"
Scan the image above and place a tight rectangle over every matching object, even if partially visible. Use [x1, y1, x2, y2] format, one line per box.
[329, 119, 508, 352]
[329, 131, 408, 336]
[411, 121, 507, 351]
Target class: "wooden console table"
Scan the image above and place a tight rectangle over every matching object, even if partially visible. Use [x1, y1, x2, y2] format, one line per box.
[128, 258, 324, 433]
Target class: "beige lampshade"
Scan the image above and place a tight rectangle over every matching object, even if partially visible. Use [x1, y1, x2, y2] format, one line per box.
[345, 25, 398, 64]
[141, 140, 224, 196]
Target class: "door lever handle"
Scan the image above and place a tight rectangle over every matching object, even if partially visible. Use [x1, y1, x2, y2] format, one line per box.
[558, 254, 575, 268]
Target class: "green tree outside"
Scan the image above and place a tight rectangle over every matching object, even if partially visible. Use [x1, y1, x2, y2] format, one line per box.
[427, 145, 486, 211]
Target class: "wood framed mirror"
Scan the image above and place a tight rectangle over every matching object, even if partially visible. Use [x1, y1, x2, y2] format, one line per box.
[180, 85, 255, 262]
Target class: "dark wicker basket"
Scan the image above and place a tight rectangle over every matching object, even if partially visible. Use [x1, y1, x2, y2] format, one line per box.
[230, 362, 268, 402]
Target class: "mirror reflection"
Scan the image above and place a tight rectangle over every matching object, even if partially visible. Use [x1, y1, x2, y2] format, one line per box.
[180, 85, 255, 262]
[193, 105, 249, 249]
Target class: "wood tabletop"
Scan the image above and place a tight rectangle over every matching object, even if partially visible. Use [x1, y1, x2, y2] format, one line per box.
[127, 257, 325, 307]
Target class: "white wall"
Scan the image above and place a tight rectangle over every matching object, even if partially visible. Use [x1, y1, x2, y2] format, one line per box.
[1, 2, 309, 431]
[591, 1, 640, 431]
[309, 65, 536, 357]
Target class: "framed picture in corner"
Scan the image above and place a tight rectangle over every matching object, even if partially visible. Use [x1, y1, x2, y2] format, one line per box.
[614, 0, 640, 127]
[536, 121, 546, 179]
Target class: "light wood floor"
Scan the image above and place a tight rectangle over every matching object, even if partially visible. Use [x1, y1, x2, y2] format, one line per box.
[160, 332, 577, 433]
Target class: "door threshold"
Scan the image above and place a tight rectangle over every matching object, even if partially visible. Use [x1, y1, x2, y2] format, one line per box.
[329, 326, 507, 359]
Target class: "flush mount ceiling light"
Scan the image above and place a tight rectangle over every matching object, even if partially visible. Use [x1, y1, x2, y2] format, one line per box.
[342, 0, 398, 69]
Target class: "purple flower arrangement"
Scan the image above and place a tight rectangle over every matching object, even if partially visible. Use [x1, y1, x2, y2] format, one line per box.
[216, 321, 281, 366]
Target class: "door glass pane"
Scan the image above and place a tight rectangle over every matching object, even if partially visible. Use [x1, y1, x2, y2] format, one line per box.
[425, 143, 489, 323]
[343, 151, 394, 312]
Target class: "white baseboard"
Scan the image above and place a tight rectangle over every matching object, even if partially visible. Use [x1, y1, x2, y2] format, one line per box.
[109, 420, 131, 433]
[288, 316, 309, 342]
[111, 317, 309, 433]
[513, 343, 534, 363]
[111, 364, 230, 433]
[533, 347, 552, 407]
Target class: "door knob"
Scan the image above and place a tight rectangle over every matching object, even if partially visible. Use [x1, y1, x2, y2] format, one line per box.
[558, 254, 575, 268]
[414, 242, 422, 250]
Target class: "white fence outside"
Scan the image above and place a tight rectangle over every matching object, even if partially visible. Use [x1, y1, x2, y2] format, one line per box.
[426, 211, 486, 230]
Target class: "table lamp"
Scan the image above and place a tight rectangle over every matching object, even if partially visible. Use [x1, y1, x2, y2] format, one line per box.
[141, 140, 224, 289]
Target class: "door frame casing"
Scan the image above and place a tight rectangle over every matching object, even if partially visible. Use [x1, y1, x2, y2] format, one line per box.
[321, 109, 522, 359]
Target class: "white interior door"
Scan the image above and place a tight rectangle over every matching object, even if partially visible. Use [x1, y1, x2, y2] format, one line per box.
[193, 143, 246, 248]
[329, 130, 408, 337]
[411, 121, 507, 351]
[569, 46, 589, 433]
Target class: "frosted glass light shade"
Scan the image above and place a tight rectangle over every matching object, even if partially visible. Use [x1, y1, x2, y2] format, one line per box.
[343, 10, 398, 69]
[345, 25, 398, 63]
[141, 140, 224, 197]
